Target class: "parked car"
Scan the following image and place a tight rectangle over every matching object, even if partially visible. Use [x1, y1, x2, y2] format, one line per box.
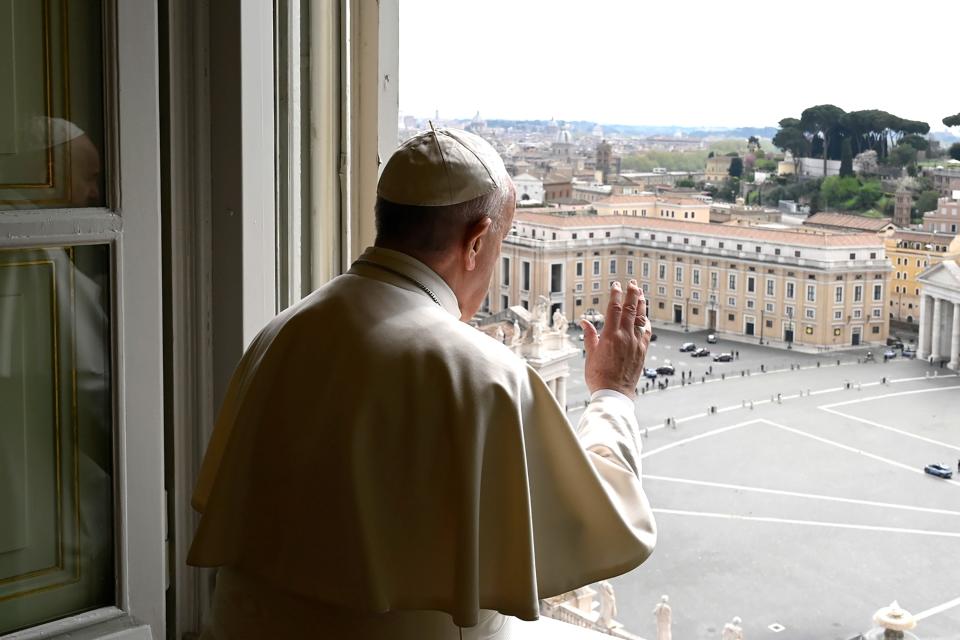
[902, 347, 917, 359]
[706, 333, 718, 344]
[643, 367, 658, 379]
[886, 336, 904, 349]
[713, 353, 734, 362]
[924, 463, 953, 479]
[883, 349, 897, 360]
[679, 342, 697, 352]
[691, 347, 711, 357]
[655, 364, 675, 375]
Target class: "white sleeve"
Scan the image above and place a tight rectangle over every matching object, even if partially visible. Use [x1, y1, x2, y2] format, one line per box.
[576, 390, 641, 478]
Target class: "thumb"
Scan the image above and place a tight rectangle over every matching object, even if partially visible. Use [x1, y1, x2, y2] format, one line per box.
[581, 320, 599, 354]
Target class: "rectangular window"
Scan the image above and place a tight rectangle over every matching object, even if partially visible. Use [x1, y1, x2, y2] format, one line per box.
[795, 250, 801, 257]
[835, 286, 843, 304]
[786, 281, 795, 299]
[805, 308, 815, 319]
[675, 288, 683, 298]
[550, 264, 563, 293]
[521, 261, 531, 291]
[766, 279, 774, 296]
[710, 272, 718, 289]
[806, 284, 816, 302]
[873, 307, 882, 318]
[834, 310, 843, 320]
[502, 257, 510, 286]
[853, 309, 862, 319]
[728, 297, 736, 307]
[576, 261, 583, 277]
[502, 294, 509, 309]
[746, 299, 755, 309]
[627, 260, 634, 275]
[728, 274, 736, 291]
[658, 263, 666, 279]
[642, 262, 650, 278]
[658, 286, 666, 295]
[747, 276, 755, 293]
[692, 269, 700, 286]
[765, 302, 774, 313]
[593, 260, 600, 276]
[854, 285, 863, 302]
[593, 282, 600, 290]
[692, 291, 701, 301]
[609, 259, 617, 275]
[675, 266, 683, 282]
[873, 284, 883, 301]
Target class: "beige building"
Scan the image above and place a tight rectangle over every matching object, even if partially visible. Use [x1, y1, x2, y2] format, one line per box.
[922, 196, 960, 234]
[593, 194, 711, 222]
[884, 229, 956, 324]
[917, 247, 960, 370]
[705, 155, 734, 183]
[489, 213, 891, 349]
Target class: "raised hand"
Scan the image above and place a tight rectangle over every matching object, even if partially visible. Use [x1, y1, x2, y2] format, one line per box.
[581, 279, 652, 398]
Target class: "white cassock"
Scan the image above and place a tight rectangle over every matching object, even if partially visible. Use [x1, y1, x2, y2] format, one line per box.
[188, 246, 657, 639]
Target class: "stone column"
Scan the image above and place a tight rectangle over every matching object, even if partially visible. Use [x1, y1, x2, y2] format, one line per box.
[556, 376, 567, 410]
[918, 295, 932, 359]
[950, 302, 960, 371]
[931, 297, 943, 361]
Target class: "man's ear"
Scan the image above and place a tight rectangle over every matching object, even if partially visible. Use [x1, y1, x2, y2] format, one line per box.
[463, 217, 493, 271]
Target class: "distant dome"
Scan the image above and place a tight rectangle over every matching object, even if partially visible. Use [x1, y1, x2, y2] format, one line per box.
[555, 128, 572, 144]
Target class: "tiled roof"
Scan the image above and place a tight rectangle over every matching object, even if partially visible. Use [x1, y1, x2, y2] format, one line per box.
[804, 212, 894, 232]
[513, 212, 882, 248]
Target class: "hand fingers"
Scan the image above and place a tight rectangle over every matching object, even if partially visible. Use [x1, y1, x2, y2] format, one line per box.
[605, 281, 623, 330]
[580, 319, 599, 355]
[637, 283, 646, 320]
[621, 280, 640, 331]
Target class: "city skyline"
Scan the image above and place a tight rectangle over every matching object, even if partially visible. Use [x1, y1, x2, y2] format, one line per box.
[400, 0, 958, 132]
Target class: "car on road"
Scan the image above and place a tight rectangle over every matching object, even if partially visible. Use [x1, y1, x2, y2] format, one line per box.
[706, 334, 718, 344]
[691, 347, 711, 357]
[883, 349, 897, 360]
[713, 353, 734, 362]
[679, 342, 697, 352]
[924, 463, 953, 479]
[902, 346, 916, 359]
[643, 367, 658, 379]
[655, 364, 675, 375]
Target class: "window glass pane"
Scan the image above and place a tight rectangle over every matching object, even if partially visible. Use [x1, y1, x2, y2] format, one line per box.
[0, 244, 113, 633]
[0, 1, 105, 210]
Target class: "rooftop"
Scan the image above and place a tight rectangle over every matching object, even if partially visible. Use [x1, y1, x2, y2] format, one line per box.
[513, 212, 882, 248]
[804, 212, 896, 232]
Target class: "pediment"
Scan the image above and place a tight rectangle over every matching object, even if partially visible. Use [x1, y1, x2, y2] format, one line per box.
[918, 259, 960, 289]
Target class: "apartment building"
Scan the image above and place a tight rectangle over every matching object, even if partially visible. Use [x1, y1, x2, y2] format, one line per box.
[705, 155, 734, 182]
[490, 213, 891, 349]
[922, 197, 960, 234]
[884, 230, 956, 324]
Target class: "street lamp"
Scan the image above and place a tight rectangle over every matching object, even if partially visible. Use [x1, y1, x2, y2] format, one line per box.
[787, 307, 794, 349]
[684, 297, 689, 332]
[759, 308, 765, 345]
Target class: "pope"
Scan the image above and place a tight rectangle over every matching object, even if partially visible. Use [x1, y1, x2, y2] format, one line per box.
[188, 127, 657, 639]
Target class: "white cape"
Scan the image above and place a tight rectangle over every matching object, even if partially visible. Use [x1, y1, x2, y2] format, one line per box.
[189, 247, 656, 628]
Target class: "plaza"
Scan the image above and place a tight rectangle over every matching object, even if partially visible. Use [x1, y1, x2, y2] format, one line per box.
[565, 328, 960, 639]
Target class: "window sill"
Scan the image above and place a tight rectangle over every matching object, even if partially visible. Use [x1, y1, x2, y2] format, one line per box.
[2, 609, 152, 640]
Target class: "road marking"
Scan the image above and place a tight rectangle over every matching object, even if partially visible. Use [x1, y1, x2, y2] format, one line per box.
[819, 385, 960, 452]
[914, 595, 960, 621]
[641, 420, 761, 459]
[643, 474, 960, 516]
[652, 508, 960, 538]
[762, 419, 960, 489]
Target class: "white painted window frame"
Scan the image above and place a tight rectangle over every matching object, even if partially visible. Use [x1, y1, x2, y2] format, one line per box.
[2, 2, 165, 638]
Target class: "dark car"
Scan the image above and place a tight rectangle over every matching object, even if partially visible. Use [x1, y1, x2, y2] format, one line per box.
[924, 464, 953, 479]
[643, 367, 658, 379]
[713, 352, 734, 362]
[886, 336, 904, 349]
[691, 347, 711, 357]
[679, 342, 697, 352]
[655, 364, 675, 375]
[706, 333, 718, 344]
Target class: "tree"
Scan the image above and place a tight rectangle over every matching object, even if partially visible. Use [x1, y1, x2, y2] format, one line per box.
[820, 176, 861, 209]
[900, 134, 929, 151]
[800, 104, 846, 177]
[839, 138, 854, 177]
[772, 117, 809, 167]
[889, 143, 917, 167]
[950, 143, 960, 161]
[943, 113, 960, 128]
[916, 190, 940, 215]
[728, 157, 743, 178]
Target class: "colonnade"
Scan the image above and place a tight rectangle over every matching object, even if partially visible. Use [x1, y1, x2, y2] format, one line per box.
[918, 294, 960, 370]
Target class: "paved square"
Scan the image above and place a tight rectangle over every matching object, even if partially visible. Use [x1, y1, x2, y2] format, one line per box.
[565, 329, 960, 639]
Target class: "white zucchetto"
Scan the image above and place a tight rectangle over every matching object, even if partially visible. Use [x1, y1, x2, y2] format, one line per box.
[377, 126, 508, 206]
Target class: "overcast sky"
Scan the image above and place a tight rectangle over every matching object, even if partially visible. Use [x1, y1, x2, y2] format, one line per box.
[399, 0, 957, 131]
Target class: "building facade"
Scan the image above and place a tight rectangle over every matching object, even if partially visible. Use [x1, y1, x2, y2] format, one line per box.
[705, 155, 733, 182]
[917, 252, 960, 370]
[593, 194, 711, 222]
[922, 197, 960, 234]
[884, 230, 955, 324]
[490, 213, 891, 349]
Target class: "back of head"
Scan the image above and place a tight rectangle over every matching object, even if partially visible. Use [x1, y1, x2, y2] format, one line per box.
[375, 127, 512, 253]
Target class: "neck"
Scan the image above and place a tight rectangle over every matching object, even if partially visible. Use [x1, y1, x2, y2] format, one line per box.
[374, 242, 464, 305]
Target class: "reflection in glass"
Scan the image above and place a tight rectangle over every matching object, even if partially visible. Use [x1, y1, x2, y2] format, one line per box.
[0, 244, 113, 633]
[0, 0, 105, 210]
